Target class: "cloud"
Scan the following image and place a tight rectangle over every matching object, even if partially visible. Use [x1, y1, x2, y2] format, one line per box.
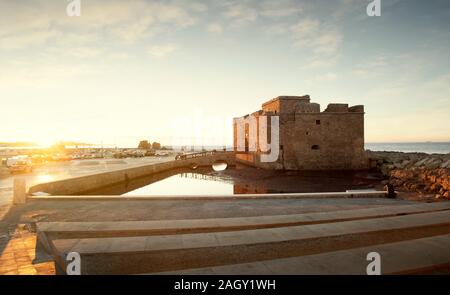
[304, 56, 338, 69]
[0, 60, 94, 88]
[260, 0, 303, 17]
[363, 72, 450, 142]
[173, 0, 208, 13]
[290, 18, 321, 39]
[264, 23, 290, 35]
[306, 72, 338, 83]
[0, 29, 60, 50]
[290, 18, 342, 55]
[221, 0, 303, 27]
[351, 56, 389, 78]
[207, 23, 224, 34]
[223, 3, 258, 25]
[67, 47, 104, 58]
[108, 52, 129, 60]
[0, 0, 203, 50]
[148, 44, 177, 58]
[286, 17, 343, 70]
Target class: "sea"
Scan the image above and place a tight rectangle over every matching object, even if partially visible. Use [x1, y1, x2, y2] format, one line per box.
[198, 143, 450, 154]
[1, 142, 450, 155]
[365, 142, 450, 154]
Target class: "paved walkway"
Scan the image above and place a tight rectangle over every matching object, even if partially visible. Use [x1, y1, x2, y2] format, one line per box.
[1, 197, 416, 275]
[158, 234, 450, 275]
[0, 225, 54, 275]
[50, 207, 450, 274]
[53, 210, 450, 255]
[0, 157, 174, 207]
[36, 202, 450, 243]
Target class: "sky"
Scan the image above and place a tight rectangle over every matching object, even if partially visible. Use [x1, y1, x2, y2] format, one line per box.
[0, 0, 449, 147]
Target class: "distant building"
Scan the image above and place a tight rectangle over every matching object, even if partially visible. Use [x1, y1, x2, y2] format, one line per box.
[233, 95, 368, 170]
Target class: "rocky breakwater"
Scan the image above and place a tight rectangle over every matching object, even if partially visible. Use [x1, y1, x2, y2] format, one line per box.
[367, 151, 450, 199]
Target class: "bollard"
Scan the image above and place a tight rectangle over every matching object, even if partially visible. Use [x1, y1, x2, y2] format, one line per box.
[13, 178, 27, 204]
[384, 183, 396, 199]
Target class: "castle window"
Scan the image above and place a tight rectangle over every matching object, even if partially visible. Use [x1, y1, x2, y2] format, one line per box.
[306, 131, 309, 135]
[316, 120, 321, 125]
[311, 145, 320, 150]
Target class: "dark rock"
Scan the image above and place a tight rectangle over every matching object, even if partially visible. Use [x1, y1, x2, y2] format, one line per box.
[369, 151, 449, 197]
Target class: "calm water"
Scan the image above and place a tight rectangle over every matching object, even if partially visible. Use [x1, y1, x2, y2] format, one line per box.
[69, 142, 450, 197]
[365, 142, 450, 154]
[82, 166, 384, 196]
[123, 173, 234, 196]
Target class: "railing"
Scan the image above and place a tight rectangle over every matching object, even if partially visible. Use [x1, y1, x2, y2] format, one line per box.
[175, 151, 220, 160]
[179, 172, 226, 182]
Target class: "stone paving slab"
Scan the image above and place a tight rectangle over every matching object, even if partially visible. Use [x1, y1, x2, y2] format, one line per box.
[40, 202, 448, 253]
[0, 227, 55, 275]
[52, 210, 450, 254]
[51, 210, 450, 274]
[157, 234, 450, 275]
[37, 202, 450, 238]
[5, 198, 413, 227]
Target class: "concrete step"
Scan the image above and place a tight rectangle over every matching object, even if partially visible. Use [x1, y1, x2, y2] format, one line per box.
[51, 210, 450, 274]
[30, 190, 388, 201]
[37, 202, 450, 253]
[156, 234, 450, 275]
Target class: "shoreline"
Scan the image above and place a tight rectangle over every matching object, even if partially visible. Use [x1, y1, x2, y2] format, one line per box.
[1, 150, 449, 201]
[368, 151, 450, 199]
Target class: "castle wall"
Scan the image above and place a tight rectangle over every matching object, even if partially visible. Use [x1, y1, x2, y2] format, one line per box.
[262, 95, 311, 114]
[279, 112, 367, 170]
[234, 96, 369, 170]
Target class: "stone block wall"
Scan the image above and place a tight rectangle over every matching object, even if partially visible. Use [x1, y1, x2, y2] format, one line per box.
[234, 95, 368, 170]
[280, 112, 367, 170]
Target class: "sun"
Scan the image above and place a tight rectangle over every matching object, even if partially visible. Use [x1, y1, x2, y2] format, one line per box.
[35, 137, 58, 148]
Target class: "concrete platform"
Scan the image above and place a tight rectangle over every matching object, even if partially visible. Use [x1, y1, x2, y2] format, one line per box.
[30, 190, 388, 201]
[37, 202, 450, 253]
[157, 234, 450, 275]
[27, 153, 235, 196]
[50, 210, 450, 274]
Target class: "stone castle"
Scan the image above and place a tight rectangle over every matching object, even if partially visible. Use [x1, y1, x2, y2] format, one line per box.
[233, 95, 369, 170]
